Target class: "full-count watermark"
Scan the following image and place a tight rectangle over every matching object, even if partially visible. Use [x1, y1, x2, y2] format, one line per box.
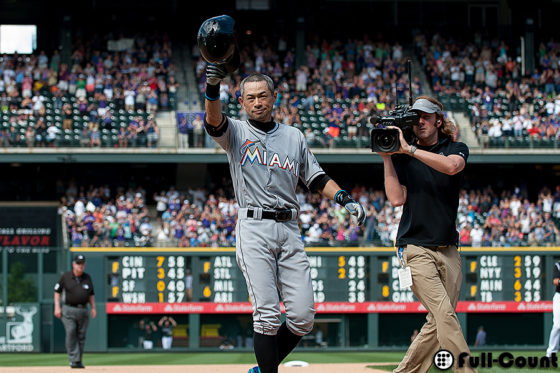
[432, 351, 558, 370]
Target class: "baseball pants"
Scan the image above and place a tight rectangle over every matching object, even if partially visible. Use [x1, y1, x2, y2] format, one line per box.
[546, 293, 560, 357]
[162, 336, 173, 349]
[61, 305, 89, 364]
[235, 211, 315, 336]
[393, 244, 476, 373]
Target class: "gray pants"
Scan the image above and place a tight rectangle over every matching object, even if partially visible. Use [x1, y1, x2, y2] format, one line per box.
[235, 211, 315, 336]
[61, 305, 89, 364]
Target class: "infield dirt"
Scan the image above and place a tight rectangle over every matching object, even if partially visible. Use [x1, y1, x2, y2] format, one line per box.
[0, 363, 395, 372]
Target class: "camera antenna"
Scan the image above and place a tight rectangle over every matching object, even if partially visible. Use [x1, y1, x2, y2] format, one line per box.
[408, 59, 413, 106]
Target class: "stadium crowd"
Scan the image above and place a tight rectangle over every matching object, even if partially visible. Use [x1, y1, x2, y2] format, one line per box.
[61, 181, 560, 248]
[0, 32, 175, 148]
[194, 35, 423, 148]
[415, 32, 560, 146]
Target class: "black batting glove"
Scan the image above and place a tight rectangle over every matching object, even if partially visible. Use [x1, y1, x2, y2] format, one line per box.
[206, 64, 227, 86]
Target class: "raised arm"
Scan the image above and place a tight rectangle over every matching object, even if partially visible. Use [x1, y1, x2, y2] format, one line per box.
[204, 65, 228, 127]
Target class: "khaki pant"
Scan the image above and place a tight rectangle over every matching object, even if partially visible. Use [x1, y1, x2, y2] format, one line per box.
[394, 245, 476, 373]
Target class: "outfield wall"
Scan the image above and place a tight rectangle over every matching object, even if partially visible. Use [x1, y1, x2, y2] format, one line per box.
[1, 247, 553, 352]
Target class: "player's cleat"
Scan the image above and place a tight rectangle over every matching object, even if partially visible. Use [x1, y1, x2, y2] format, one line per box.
[70, 361, 85, 368]
[247, 366, 260, 373]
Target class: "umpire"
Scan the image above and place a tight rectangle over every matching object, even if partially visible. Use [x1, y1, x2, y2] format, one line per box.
[379, 96, 476, 372]
[54, 254, 96, 369]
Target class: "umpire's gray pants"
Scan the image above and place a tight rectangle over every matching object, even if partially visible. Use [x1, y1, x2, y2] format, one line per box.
[61, 305, 89, 364]
[235, 216, 315, 336]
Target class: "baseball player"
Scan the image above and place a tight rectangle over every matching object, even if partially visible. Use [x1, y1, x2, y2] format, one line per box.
[204, 65, 366, 373]
[546, 261, 560, 358]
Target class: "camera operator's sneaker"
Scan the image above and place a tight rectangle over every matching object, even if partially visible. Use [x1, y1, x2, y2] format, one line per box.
[247, 367, 260, 373]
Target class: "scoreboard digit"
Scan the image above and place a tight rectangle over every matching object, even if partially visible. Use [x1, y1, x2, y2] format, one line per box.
[514, 255, 542, 302]
[345, 255, 367, 303]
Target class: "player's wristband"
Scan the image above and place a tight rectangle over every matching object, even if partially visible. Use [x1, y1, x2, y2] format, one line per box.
[205, 83, 220, 101]
[334, 190, 353, 206]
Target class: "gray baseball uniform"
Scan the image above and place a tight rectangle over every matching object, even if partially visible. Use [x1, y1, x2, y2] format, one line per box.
[210, 116, 324, 336]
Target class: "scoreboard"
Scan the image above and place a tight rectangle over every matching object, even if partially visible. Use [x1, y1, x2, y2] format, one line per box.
[92, 247, 556, 314]
[107, 255, 192, 303]
[464, 254, 543, 302]
[309, 254, 369, 302]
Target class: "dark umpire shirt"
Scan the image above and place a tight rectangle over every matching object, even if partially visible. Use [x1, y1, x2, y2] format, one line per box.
[54, 271, 95, 306]
[554, 262, 560, 293]
[393, 136, 469, 247]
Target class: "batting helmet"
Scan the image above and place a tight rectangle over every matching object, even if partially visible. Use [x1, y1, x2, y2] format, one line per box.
[197, 15, 240, 73]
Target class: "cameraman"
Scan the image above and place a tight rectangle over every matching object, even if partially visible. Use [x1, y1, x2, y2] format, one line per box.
[379, 96, 476, 373]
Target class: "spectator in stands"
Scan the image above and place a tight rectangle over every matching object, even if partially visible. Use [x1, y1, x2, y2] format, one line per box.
[177, 115, 190, 149]
[146, 117, 159, 148]
[79, 127, 90, 147]
[147, 90, 159, 114]
[192, 114, 204, 148]
[90, 125, 101, 147]
[62, 103, 73, 131]
[117, 127, 128, 148]
[25, 126, 35, 148]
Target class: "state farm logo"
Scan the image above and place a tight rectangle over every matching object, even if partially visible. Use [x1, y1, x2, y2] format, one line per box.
[316, 304, 325, 312]
[468, 303, 476, 311]
[113, 305, 122, 312]
[216, 305, 224, 312]
[517, 303, 526, 311]
[164, 305, 173, 312]
[367, 304, 376, 311]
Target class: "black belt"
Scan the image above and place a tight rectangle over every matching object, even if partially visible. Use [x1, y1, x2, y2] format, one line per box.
[66, 304, 87, 308]
[247, 209, 293, 222]
[425, 245, 454, 250]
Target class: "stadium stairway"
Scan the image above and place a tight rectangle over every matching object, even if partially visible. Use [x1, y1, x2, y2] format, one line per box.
[407, 52, 479, 149]
[407, 51, 433, 98]
[155, 111, 177, 147]
[174, 43, 202, 112]
[453, 111, 480, 149]
[152, 43, 200, 149]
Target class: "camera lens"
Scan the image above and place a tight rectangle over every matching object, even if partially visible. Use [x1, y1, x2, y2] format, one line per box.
[379, 133, 394, 148]
[374, 132, 397, 152]
[370, 128, 400, 153]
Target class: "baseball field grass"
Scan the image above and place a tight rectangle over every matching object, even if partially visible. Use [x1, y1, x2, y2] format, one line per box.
[0, 351, 558, 372]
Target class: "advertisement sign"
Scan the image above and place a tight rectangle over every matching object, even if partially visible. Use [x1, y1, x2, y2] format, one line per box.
[0, 304, 40, 352]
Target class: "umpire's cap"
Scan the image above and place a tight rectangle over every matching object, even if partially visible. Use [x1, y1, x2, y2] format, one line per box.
[73, 254, 86, 263]
[197, 15, 240, 73]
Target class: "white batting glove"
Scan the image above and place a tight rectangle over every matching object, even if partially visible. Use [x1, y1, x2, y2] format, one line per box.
[345, 201, 366, 225]
[335, 190, 366, 225]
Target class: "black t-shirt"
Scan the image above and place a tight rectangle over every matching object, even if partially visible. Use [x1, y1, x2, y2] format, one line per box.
[553, 262, 560, 293]
[161, 324, 173, 337]
[393, 136, 469, 246]
[54, 271, 95, 306]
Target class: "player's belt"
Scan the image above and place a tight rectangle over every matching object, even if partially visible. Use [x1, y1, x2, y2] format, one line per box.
[424, 245, 454, 250]
[247, 208, 293, 222]
[65, 304, 87, 308]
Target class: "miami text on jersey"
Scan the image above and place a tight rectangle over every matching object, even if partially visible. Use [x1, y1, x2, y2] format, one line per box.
[240, 139, 300, 175]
